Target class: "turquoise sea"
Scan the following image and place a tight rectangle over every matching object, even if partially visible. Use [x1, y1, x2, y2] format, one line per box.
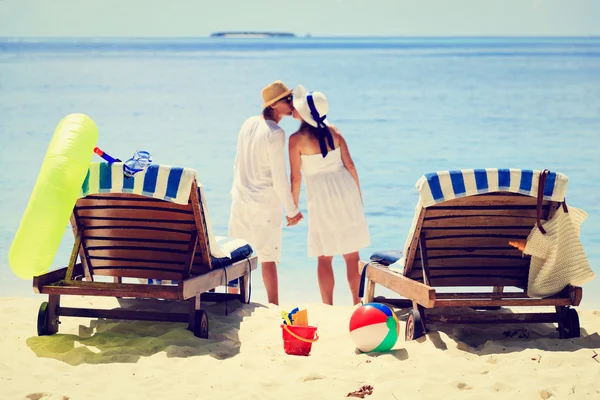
[1, 37, 599, 306]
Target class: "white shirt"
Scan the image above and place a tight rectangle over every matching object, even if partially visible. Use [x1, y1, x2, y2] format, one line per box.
[230, 116, 299, 218]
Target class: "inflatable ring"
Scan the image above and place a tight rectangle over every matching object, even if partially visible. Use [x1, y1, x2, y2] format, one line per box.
[9, 114, 98, 279]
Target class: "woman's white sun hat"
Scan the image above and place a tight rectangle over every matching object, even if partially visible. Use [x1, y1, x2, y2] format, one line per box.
[293, 85, 329, 127]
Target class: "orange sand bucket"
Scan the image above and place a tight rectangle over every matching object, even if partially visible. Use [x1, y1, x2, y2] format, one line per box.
[281, 324, 319, 356]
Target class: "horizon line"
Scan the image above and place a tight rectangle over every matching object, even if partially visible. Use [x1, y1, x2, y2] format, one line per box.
[1, 34, 599, 40]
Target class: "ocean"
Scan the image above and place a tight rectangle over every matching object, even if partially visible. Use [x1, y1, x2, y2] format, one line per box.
[1, 37, 599, 306]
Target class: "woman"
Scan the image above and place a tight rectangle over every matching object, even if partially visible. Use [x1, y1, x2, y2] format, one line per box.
[288, 85, 370, 305]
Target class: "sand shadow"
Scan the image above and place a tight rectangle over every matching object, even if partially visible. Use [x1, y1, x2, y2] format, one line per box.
[26, 299, 266, 366]
[385, 302, 600, 355]
[355, 347, 410, 361]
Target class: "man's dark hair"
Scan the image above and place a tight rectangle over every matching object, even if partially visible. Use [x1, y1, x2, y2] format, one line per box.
[262, 106, 274, 120]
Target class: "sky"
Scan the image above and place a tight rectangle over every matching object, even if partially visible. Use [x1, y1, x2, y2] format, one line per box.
[0, 0, 599, 37]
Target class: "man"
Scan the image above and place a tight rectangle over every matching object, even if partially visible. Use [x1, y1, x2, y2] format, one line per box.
[228, 80, 303, 305]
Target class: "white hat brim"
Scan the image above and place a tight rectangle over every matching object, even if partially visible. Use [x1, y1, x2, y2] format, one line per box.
[293, 85, 319, 127]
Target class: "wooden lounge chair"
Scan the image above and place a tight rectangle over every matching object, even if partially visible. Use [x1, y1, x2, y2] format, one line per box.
[33, 162, 258, 338]
[360, 169, 584, 341]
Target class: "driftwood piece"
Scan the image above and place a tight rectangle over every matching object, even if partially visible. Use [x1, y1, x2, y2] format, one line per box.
[347, 385, 374, 398]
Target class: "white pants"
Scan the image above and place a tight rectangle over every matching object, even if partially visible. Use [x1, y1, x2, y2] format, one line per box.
[228, 201, 282, 263]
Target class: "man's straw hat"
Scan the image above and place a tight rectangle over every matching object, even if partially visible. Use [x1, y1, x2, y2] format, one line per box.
[261, 80, 293, 108]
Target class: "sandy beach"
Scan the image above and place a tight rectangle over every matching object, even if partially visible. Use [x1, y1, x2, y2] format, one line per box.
[1, 296, 599, 400]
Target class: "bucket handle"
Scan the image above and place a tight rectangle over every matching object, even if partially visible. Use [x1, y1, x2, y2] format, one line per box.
[283, 325, 319, 343]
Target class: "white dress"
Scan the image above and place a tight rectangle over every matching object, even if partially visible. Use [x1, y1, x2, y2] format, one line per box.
[301, 147, 370, 257]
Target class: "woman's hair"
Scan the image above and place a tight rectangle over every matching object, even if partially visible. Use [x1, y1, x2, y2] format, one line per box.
[299, 121, 335, 149]
[262, 106, 274, 120]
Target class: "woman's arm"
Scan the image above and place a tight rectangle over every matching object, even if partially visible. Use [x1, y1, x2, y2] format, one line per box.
[338, 132, 362, 200]
[288, 134, 303, 208]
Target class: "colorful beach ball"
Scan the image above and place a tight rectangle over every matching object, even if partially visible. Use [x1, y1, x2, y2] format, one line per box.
[349, 303, 400, 353]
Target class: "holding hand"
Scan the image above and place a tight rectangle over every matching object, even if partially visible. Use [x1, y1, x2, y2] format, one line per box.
[286, 211, 304, 227]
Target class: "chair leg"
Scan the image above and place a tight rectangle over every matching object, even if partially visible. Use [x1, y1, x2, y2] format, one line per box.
[188, 294, 208, 339]
[38, 294, 60, 336]
[556, 306, 581, 339]
[239, 274, 250, 303]
[47, 294, 60, 333]
[413, 301, 428, 333]
[364, 278, 376, 303]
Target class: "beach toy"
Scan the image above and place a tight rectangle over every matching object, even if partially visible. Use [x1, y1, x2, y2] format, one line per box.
[281, 311, 292, 326]
[349, 303, 400, 353]
[93, 148, 152, 179]
[292, 309, 308, 326]
[288, 307, 299, 319]
[9, 114, 98, 279]
[93, 147, 121, 163]
[281, 324, 319, 356]
[281, 307, 300, 325]
[280, 307, 318, 356]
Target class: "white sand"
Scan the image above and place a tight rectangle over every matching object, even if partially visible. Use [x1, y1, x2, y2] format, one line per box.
[1, 296, 600, 400]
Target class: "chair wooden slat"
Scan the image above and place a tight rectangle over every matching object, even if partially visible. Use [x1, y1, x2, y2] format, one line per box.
[424, 207, 546, 218]
[423, 215, 536, 228]
[419, 236, 529, 248]
[77, 208, 195, 222]
[416, 256, 529, 268]
[409, 276, 527, 288]
[415, 248, 523, 258]
[87, 248, 188, 262]
[408, 267, 528, 279]
[428, 193, 550, 207]
[83, 227, 192, 241]
[91, 267, 184, 280]
[85, 239, 189, 250]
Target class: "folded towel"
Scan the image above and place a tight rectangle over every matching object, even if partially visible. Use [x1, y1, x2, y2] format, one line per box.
[370, 250, 403, 266]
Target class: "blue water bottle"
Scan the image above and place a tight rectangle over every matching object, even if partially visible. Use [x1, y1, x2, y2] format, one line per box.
[123, 150, 152, 178]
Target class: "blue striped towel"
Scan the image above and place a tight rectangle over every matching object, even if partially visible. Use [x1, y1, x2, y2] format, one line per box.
[81, 162, 197, 205]
[416, 169, 568, 208]
[80, 162, 230, 259]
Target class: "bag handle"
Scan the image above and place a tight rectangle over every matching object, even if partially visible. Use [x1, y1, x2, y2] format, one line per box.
[536, 169, 569, 235]
[536, 169, 549, 234]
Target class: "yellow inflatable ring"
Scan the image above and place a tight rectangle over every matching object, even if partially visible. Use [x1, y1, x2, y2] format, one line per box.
[9, 114, 98, 279]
